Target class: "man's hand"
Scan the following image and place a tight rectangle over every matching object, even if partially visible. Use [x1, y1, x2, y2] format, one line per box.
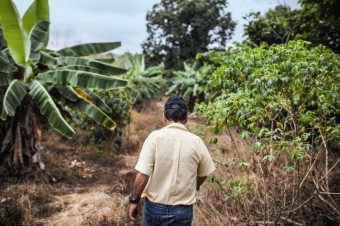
[129, 203, 140, 221]
[129, 171, 149, 221]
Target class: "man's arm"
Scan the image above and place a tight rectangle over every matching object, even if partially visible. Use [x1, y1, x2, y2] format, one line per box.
[197, 176, 207, 191]
[131, 171, 149, 199]
[129, 171, 149, 221]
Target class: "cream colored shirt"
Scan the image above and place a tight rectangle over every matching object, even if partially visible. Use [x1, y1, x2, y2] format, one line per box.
[135, 123, 216, 205]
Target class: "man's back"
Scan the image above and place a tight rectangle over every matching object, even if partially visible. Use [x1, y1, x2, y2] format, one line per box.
[136, 123, 213, 205]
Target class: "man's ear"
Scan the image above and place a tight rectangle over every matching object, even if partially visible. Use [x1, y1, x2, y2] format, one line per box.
[184, 112, 189, 124]
[163, 113, 168, 124]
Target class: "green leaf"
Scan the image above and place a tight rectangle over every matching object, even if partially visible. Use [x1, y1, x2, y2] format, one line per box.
[0, 73, 12, 87]
[0, 27, 6, 48]
[210, 137, 218, 144]
[0, 0, 30, 65]
[262, 155, 277, 163]
[0, 50, 18, 73]
[84, 89, 112, 114]
[57, 42, 121, 57]
[237, 162, 249, 169]
[223, 195, 230, 202]
[240, 130, 250, 139]
[28, 80, 75, 138]
[56, 86, 78, 102]
[57, 56, 127, 75]
[40, 51, 57, 66]
[29, 21, 49, 62]
[0, 79, 27, 120]
[22, 0, 49, 37]
[283, 165, 294, 174]
[36, 70, 127, 90]
[96, 58, 115, 64]
[60, 65, 102, 74]
[251, 142, 263, 151]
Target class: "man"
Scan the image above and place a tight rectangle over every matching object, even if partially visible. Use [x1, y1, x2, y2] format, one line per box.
[128, 96, 216, 225]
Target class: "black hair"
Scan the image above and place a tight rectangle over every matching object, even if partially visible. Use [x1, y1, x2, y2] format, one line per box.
[164, 109, 188, 122]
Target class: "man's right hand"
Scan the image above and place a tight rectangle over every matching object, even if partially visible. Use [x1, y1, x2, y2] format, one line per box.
[129, 203, 139, 221]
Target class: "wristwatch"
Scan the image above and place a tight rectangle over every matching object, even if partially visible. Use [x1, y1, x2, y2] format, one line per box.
[129, 195, 140, 204]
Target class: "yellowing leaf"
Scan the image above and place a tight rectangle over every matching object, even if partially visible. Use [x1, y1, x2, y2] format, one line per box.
[73, 87, 94, 103]
[276, 121, 283, 129]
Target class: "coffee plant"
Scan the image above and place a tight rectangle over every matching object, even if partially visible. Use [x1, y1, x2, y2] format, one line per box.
[197, 40, 340, 225]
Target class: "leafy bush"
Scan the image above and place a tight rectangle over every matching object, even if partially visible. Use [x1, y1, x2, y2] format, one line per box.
[198, 40, 339, 151]
[197, 40, 340, 224]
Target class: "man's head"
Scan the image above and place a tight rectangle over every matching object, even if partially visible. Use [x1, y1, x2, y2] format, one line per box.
[163, 96, 188, 124]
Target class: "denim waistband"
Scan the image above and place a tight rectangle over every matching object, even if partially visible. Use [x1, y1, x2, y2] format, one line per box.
[144, 197, 193, 207]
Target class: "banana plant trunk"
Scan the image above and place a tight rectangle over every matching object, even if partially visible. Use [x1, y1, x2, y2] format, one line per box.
[0, 97, 43, 174]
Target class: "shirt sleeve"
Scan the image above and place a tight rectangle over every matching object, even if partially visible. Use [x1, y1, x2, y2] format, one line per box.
[135, 132, 156, 176]
[197, 139, 216, 177]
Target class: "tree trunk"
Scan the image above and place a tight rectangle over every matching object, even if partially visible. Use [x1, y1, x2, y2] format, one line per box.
[0, 99, 44, 175]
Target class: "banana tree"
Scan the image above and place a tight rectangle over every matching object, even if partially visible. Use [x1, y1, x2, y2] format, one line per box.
[0, 0, 127, 174]
[166, 62, 206, 112]
[122, 54, 166, 108]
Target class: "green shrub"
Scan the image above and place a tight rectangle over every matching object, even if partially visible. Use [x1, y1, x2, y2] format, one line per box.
[197, 40, 340, 224]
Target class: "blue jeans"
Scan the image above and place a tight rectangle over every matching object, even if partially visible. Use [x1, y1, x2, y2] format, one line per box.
[143, 198, 193, 226]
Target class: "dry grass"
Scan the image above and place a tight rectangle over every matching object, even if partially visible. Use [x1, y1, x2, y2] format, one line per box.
[0, 98, 339, 225]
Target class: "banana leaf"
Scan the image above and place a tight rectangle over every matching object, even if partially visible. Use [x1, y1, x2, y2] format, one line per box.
[57, 42, 121, 57]
[0, 27, 7, 48]
[57, 87, 112, 115]
[0, 0, 30, 65]
[0, 79, 27, 120]
[72, 97, 116, 130]
[73, 87, 93, 102]
[183, 87, 193, 100]
[60, 65, 102, 74]
[28, 80, 75, 138]
[0, 73, 12, 87]
[40, 51, 57, 66]
[0, 50, 17, 73]
[29, 21, 49, 62]
[56, 86, 78, 102]
[36, 69, 127, 90]
[61, 87, 116, 130]
[57, 56, 126, 75]
[84, 88, 112, 114]
[96, 58, 115, 64]
[22, 0, 49, 47]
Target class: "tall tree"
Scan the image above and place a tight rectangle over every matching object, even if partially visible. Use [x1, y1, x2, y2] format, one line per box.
[298, 0, 340, 53]
[244, 5, 302, 45]
[243, 0, 340, 53]
[142, 0, 236, 70]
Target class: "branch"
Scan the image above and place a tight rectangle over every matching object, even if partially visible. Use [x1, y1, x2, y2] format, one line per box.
[280, 217, 303, 226]
[319, 158, 340, 183]
[318, 126, 329, 191]
[299, 151, 322, 189]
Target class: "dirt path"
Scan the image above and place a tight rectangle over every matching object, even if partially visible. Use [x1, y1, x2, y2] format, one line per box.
[37, 98, 167, 225]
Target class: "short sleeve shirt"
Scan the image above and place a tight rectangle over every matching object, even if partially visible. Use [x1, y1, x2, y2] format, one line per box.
[135, 123, 216, 205]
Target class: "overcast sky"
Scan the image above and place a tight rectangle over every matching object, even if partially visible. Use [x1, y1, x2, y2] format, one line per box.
[13, 0, 299, 54]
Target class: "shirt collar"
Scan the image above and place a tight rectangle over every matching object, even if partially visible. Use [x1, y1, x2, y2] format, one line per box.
[164, 123, 188, 131]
